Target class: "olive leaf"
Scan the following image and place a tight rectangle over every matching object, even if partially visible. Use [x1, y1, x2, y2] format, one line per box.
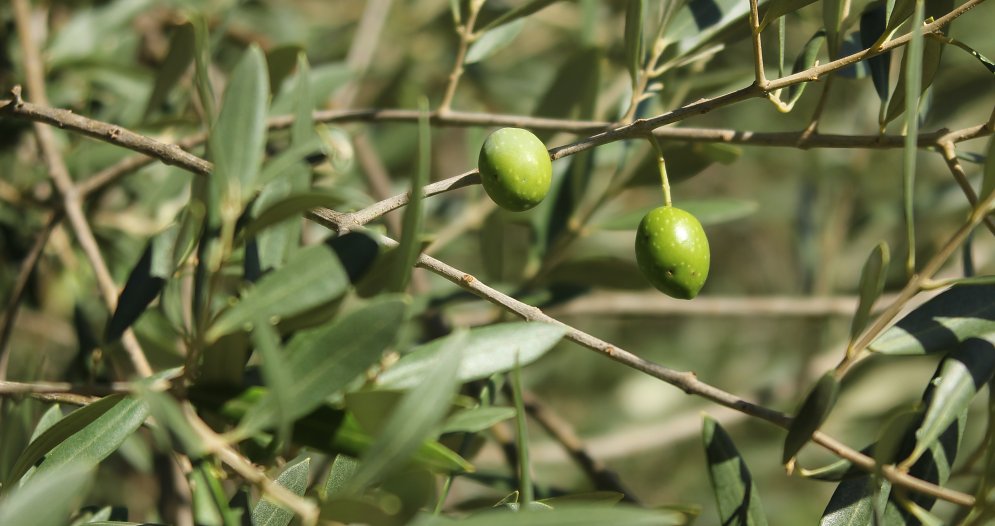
[783, 372, 840, 464]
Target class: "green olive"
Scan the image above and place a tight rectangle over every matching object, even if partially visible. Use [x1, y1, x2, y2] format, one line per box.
[634, 206, 710, 299]
[477, 127, 552, 212]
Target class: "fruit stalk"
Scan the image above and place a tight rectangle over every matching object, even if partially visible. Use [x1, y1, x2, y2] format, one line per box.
[649, 133, 672, 207]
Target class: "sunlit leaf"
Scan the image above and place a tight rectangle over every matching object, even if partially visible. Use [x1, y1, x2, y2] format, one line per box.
[907, 338, 995, 464]
[466, 20, 525, 64]
[6, 394, 129, 486]
[870, 284, 995, 355]
[35, 396, 147, 477]
[251, 458, 309, 526]
[378, 322, 566, 389]
[322, 454, 359, 498]
[236, 296, 408, 436]
[441, 406, 518, 434]
[208, 44, 269, 205]
[205, 243, 349, 343]
[347, 330, 465, 491]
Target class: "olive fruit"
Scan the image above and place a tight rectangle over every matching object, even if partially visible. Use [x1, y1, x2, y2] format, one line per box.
[635, 206, 710, 299]
[478, 127, 552, 211]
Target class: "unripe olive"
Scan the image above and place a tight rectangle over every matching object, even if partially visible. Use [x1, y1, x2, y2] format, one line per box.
[477, 127, 552, 212]
[635, 206, 710, 299]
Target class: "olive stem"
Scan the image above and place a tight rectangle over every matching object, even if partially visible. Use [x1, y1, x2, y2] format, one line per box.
[649, 134, 672, 207]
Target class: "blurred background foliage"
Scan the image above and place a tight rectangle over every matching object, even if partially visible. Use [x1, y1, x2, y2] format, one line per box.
[0, 0, 994, 524]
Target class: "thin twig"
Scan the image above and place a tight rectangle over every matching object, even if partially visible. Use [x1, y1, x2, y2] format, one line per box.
[937, 141, 995, 236]
[184, 404, 320, 526]
[307, 208, 976, 508]
[749, 0, 768, 89]
[0, 211, 60, 380]
[438, 1, 483, 113]
[840, 185, 995, 370]
[10, 0, 152, 377]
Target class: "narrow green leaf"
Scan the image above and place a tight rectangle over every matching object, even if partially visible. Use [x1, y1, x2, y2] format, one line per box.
[6, 394, 127, 487]
[34, 396, 147, 477]
[908, 338, 995, 464]
[251, 458, 310, 526]
[251, 318, 295, 446]
[345, 390, 406, 436]
[413, 505, 686, 525]
[823, 0, 846, 56]
[208, 44, 269, 204]
[759, 0, 820, 30]
[378, 322, 566, 389]
[702, 415, 768, 526]
[136, 389, 205, 458]
[391, 99, 430, 292]
[883, 37, 944, 126]
[205, 243, 349, 343]
[190, 462, 241, 526]
[255, 53, 316, 271]
[903, 0, 925, 277]
[322, 454, 359, 498]
[946, 38, 995, 74]
[331, 414, 474, 474]
[265, 45, 302, 95]
[465, 19, 525, 64]
[30, 405, 63, 442]
[784, 30, 827, 106]
[870, 284, 995, 355]
[510, 362, 534, 507]
[850, 242, 890, 342]
[0, 462, 92, 526]
[662, 0, 752, 57]
[441, 406, 518, 434]
[860, 2, 891, 102]
[105, 242, 165, 343]
[981, 136, 995, 200]
[822, 363, 967, 524]
[783, 373, 840, 464]
[144, 21, 195, 119]
[347, 330, 466, 492]
[624, 0, 646, 88]
[820, 477, 902, 526]
[478, 0, 563, 32]
[236, 297, 408, 436]
[191, 14, 216, 123]
[884, 0, 915, 35]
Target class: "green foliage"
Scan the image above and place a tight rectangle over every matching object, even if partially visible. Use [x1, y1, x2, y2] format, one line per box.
[2, 1, 994, 524]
